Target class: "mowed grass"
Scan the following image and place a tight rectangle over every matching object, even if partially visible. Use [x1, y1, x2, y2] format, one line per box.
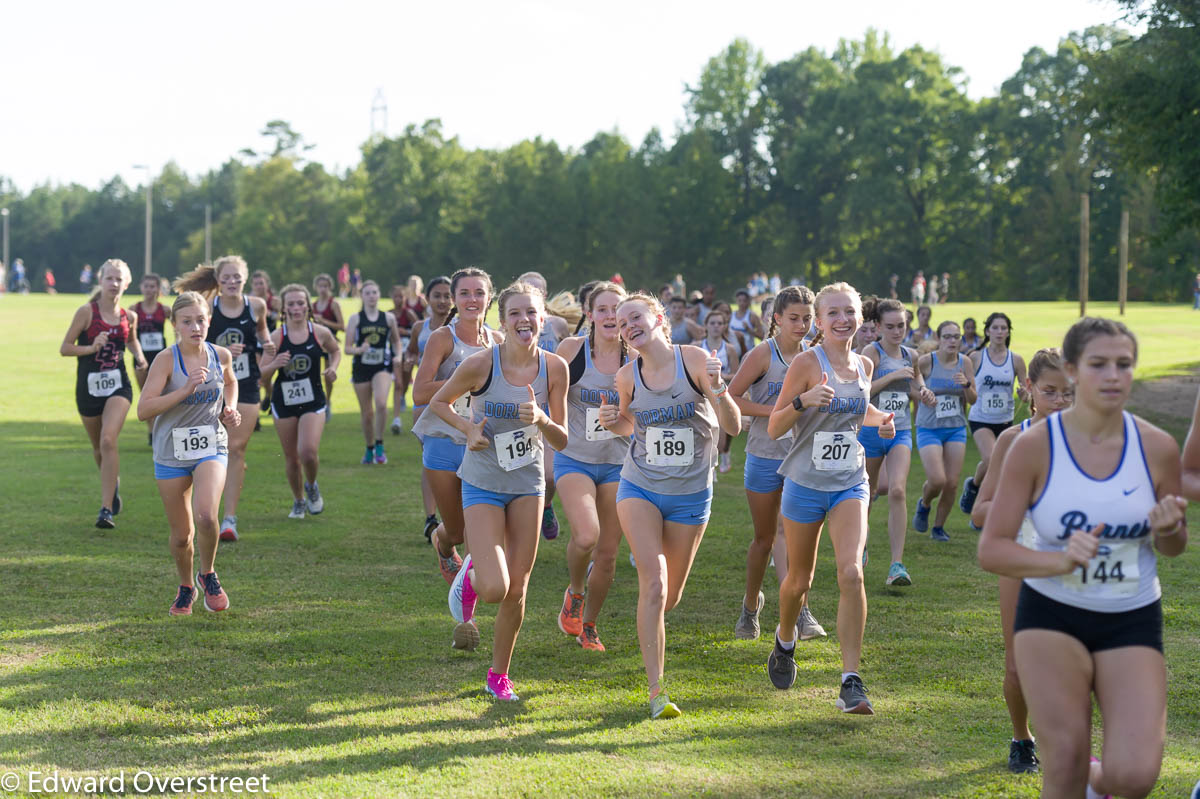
[0, 294, 1198, 798]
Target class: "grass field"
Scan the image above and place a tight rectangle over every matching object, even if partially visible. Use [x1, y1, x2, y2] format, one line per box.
[1, 294, 1197, 798]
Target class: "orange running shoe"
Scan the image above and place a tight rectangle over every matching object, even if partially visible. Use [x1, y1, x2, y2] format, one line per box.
[557, 586, 584, 637]
[196, 571, 230, 612]
[578, 622, 605, 652]
[433, 528, 462, 585]
[169, 585, 196, 616]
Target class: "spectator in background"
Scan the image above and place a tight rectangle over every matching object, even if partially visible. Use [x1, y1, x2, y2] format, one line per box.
[697, 283, 716, 323]
[671, 272, 686, 300]
[10, 258, 29, 293]
[337, 262, 351, 297]
[611, 272, 624, 286]
[0, 260, 6, 294]
[927, 274, 940, 305]
[940, 272, 950, 303]
[44, 267, 57, 294]
[888, 273, 899, 299]
[659, 283, 674, 306]
[1193, 272, 1200, 310]
[350, 268, 363, 298]
[911, 270, 926, 305]
[768, 272, 782, 295]
[79, 263, 93, 294]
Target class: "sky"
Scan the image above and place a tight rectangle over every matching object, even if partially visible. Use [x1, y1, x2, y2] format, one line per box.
[1, 0, 1135, 193]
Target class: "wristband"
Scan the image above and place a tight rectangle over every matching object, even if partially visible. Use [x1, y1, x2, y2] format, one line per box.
[1155, 520, 1184, 538]
[712, 383, 728, 398]
[792, 395, 804, 412]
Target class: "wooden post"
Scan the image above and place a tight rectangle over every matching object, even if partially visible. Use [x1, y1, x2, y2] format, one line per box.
[1079, 193, 1090, 317]
[1118, 209, 1129, 315]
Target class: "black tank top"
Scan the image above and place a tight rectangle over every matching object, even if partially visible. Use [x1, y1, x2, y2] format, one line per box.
[271, 322, 327, 407]
[353, 309, 393, 369]
[208, 297, 260, 381]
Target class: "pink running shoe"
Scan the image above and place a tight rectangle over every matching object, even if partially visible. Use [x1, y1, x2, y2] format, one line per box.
[486, 668, 519, 701]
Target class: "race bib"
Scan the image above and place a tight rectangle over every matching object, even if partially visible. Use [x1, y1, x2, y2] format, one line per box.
[811, 430, 861, 472]
[281, 378, 314, 406]
[645, 426, 694, 466]
[877, 390, 907, 414]
[935, 395, 961, 419]
[495, 424, 541, 471]
[362, 347, 384, 365]
[172, 425, 218, 461]
[981, 390, 1013, 414]
[87, 369, 121, 398]
[232, 353, 250, 380]
[139, 331, 165, 352]
[585, 406, 616, 442]
[452, 394, 472, 418]
[1062, 540, 1140, 597]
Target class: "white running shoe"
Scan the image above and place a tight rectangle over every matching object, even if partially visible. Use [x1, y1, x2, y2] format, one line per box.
[304, 482, 324, 515]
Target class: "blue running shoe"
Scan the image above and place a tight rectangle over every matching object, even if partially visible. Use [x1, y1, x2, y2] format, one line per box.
[931, 526, 950, 542]
[912, 500, 930, 533]
[361, 448, 373, 465]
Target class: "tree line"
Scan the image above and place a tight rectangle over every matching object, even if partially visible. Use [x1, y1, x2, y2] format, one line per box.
[2, 12, 1197, 302]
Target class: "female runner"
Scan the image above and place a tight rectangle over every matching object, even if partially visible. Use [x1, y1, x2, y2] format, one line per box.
[695, 308, 741, 473]
[971, 348, 1074, 774]
[390, 276, 426, 433]
[130, 272, 169, 444]
[261, 283, 341, 519]
[438, 281, 568, 700]
[905, 304, 933, 346]
[860, 298, 934, 586]
[765, 282, 895, 715]
[959, 312, 1029, 516]
[311, 273, 344, 416]
[406, 276, 453, 542]
[979, 318, 1187, 799]
[345, 280, 401, 464]
[251, 269, 281, 411]
[729, 288, 763, 353]
[174, 256, 272, 543]
[729, 286, 825, 641]
[411, 268, 502, 588]
[551, 281, 629, 651]
[912, 320, 977, 542]
[517, 270, 569, 539]
[598, 292, 741, 719]
[137, 292, 238, 615]
[60, 259, 148, 528]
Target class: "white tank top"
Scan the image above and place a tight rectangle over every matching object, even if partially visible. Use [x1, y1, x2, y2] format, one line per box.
[1025, 411, 1160, 612]
[1015, 418, 1036, 548]
[968, 348, 1016, 424]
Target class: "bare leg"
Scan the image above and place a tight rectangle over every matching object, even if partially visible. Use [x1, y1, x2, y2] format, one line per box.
[997, 576, 1030, 740]
[934, 442, 966, 528]
[190, 459, 226, 573]
[971, 427, 998, 485]
[220, 401, 258, 517]
[1091, 646, 1166, 799]
[777, 519, 823, 643]
[158, 475, 197, 584]
[744, 488, 783, 609]
[824, 498, 868, 672]
[558, 473, 600, 594]
[354, 380, 374, 447]
[273, 417, 302, 500]
[297, 411, 326, 484]
[884, 444, 912, 562]
[583, 482, 622, 625]
[371, 370, 390, 441]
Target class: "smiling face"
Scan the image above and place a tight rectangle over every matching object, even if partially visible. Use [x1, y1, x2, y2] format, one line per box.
[453, 277, 490, 322]
[1066, 334, 1135, 412]
[173, 304, 210, 345]
[501, 291, 543, 346]
[589, 290, 622, 342]
[618, 300, 662, 351]
[814, 291, 861, 343]
[879, 309, 907, 346]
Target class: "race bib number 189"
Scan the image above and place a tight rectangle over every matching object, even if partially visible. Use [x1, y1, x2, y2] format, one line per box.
[646, 426, 695, 466]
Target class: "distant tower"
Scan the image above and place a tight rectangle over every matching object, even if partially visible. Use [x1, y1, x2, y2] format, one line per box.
[370, 89, 388, 139]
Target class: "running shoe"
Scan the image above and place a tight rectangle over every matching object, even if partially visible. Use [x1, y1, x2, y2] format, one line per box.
[767, 637, 797, 689]
[837, 674, 874, 715]
[449, 555, 477, 624]
[169, 584, 196, 616]
[433, 529, 463, 584]
[391, 416, 403, 435]
[219, 516, 239, 543]
[486, 668, 519, 701]
[374, 444, 387, 465]
[931, 526, 951, 542]
[423, 514, 438, 544]
[578, 622, 606, 652]
[1008, 738, 1039, 774]
[629, 552, 637, 569]
[558, 587, 585, 637]
[734, 590, 765, 640]
[260, 395, 271, 412]
[969, 520, 982, 532]
[96, 507, 115, 529]
[452, 619, 479, 651]
[959, 476, 978, 514]
[886, 562, 912, 587]
[912, 499, 930, 532]
[288, 499, 306, 520]
[196, 570, 230, 612]
[541, 507, 559, 540]
[798, 605, 827, 640]
[650, 692, 681, 719]
[111, 480, 121, 516]
[361, 448, 374, 465]
[304, 482, 324, 515]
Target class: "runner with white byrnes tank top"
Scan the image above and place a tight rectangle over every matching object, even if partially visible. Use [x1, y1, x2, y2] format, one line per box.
[764, 282, 896, 716]
[978, 317, 1187, 799]
[602, 292, 741, 720]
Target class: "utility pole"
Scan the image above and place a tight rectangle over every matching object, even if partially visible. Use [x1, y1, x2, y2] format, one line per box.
[133, 165, 153, 275]
[1, 208, 8, 277]
[371, 89, 388, 139]
[1118, 209, 1129, 315]
[1079, 193, 1089, 317]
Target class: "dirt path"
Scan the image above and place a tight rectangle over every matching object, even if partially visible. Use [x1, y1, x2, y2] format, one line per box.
[1129, 371, 1200, 423]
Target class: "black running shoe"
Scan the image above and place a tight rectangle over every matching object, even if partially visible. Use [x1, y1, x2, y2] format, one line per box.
[767, 638, 797, 689]
[837, 674, 874, 715]
[423, 514, 438, 544]
[959, 476, 978, 514]
[1008, 739, 1039, 774]
[96, 507, 115, 529]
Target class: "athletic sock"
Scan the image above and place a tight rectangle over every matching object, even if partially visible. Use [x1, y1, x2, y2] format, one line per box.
[841, 671, 859, 683]
[775, 629, 795, 651]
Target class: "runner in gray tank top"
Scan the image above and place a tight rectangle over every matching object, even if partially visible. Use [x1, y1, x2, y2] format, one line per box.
[411, 268, 503, 592]
[667, 296, 700, 345]
[137, 292, 240, 617]
[550, 282, 629, 652]
[764, 282, 896, 716]
[913, 320, 977, 542]
[599, 292, 741, 720]
[433, 280, 569, 702]
[859, 297, 935, 588]
[728, 286, 825, 642]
